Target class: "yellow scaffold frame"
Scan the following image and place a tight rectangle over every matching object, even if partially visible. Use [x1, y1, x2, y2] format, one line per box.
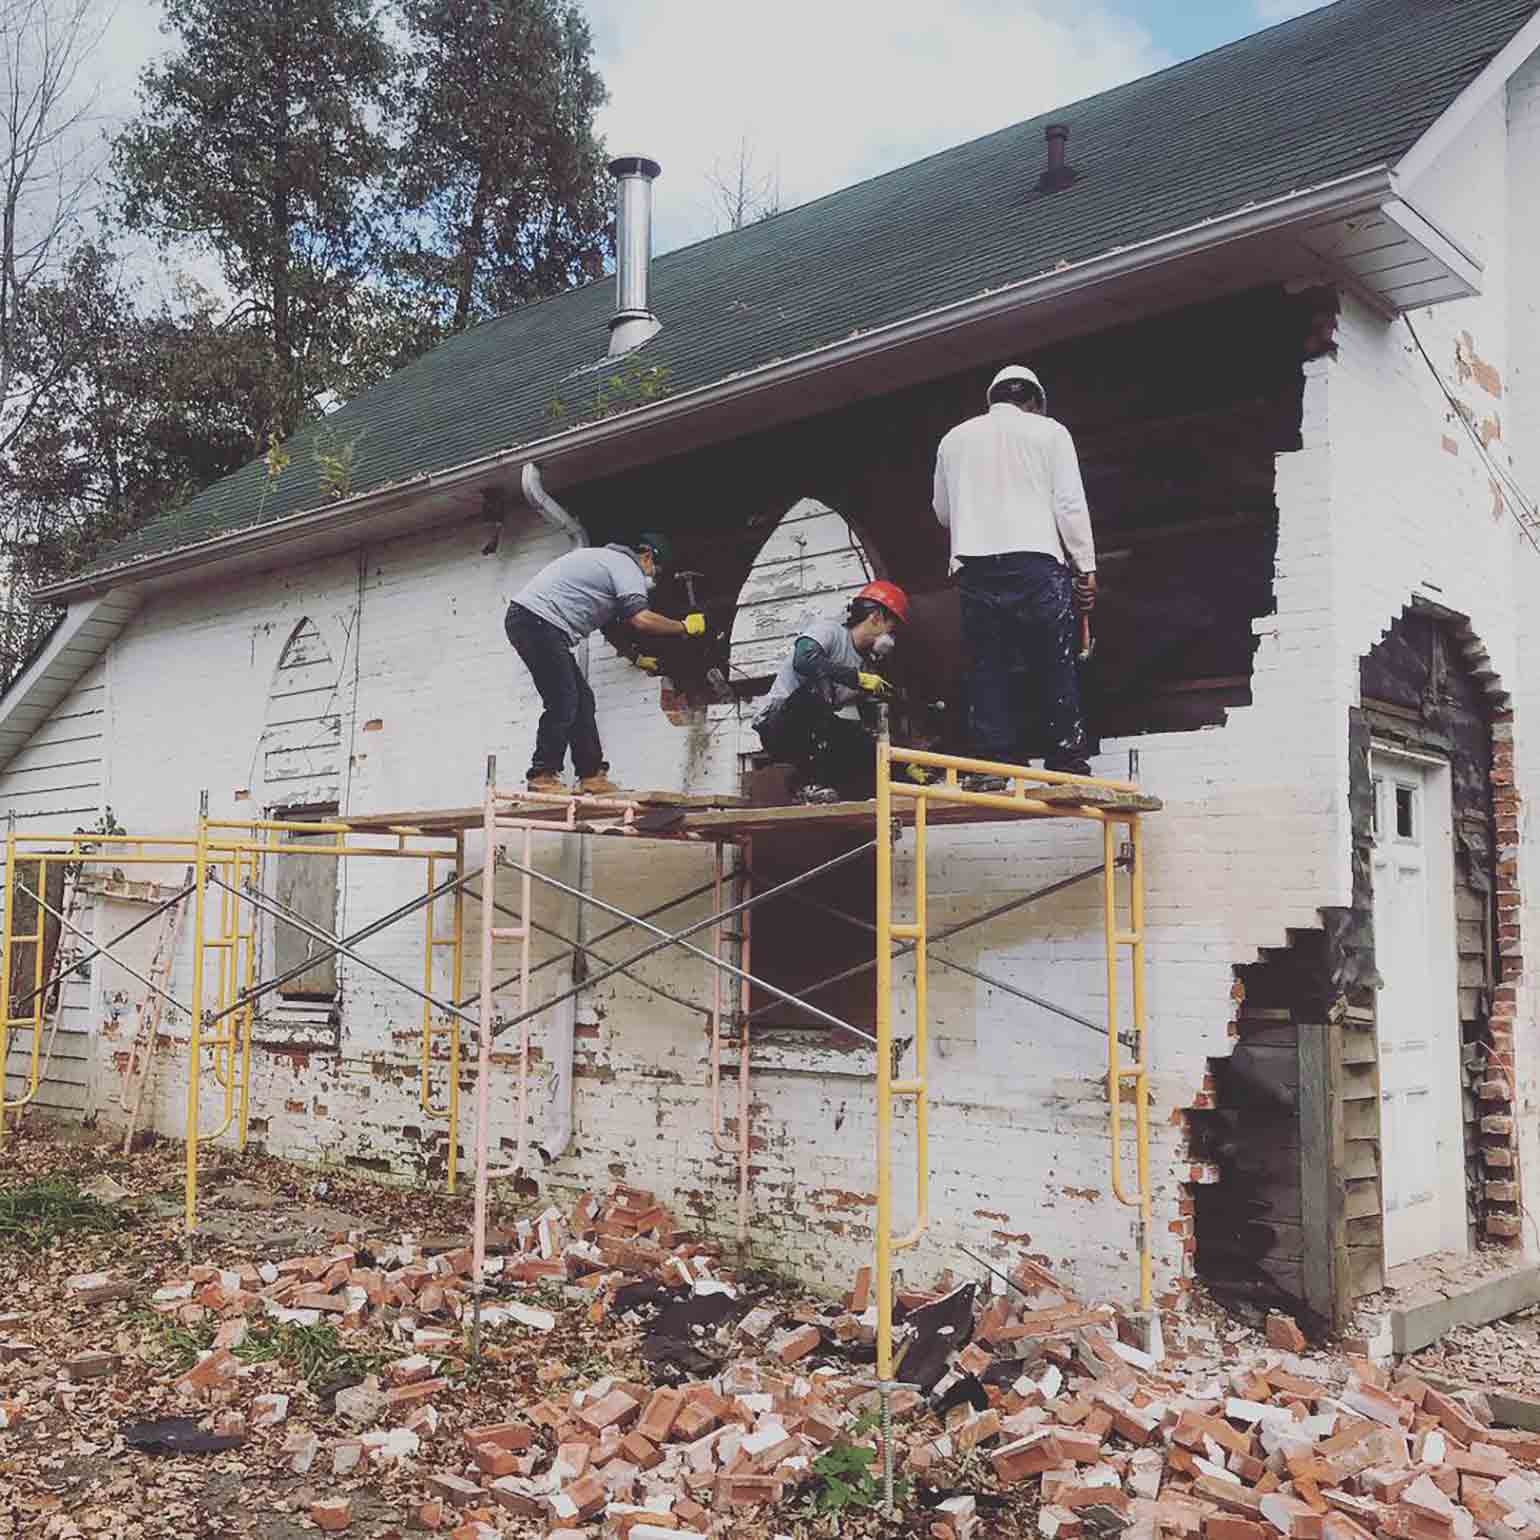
[872, 736, 1152, 1397]
[183, 808, 468, 1233]
[2, 823, 203, 1146]
[0, 807, 470, 1230]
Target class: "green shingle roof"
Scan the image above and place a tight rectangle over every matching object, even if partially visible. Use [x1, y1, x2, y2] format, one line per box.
[83, 0, 1539, 579]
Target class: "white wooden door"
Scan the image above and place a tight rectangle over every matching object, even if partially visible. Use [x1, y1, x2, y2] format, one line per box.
[1372, 752, 1464, 1267]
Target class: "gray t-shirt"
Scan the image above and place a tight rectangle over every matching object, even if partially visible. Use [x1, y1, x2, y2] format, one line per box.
[759, 613, 863, 715]
[511, 544, 651, 645]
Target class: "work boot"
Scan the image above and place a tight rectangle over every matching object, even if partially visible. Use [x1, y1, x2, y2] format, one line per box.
[578, 772, 622, 797]
[961, 772, 1010, 793]
[796, 784, 840, 805]
[525, 771, 567, 795]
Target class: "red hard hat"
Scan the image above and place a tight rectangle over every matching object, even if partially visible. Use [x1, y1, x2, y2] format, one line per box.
[856, 579, 910, 624]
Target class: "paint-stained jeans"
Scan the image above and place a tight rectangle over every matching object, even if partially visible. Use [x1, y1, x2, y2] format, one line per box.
[958, 551, 1088, 772]
[505, 602, 606, 779]
[755, 688, 876, 798]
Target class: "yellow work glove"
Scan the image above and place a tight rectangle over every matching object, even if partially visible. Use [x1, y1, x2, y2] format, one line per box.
[903, 763, 933, 784]
[635, 655, 660, 674]
[857, 672, 892, 696]
[684, 612, 707, 637]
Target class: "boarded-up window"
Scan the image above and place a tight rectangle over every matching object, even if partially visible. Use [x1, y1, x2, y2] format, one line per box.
[273, 813, 339, 1000]
[5, 857, 66, 1014]
[262, 618, 344, 807]
[729, 500, 873, 691]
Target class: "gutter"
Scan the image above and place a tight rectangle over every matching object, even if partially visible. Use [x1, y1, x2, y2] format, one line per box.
[516, 463, 585, 1165]
[36, 164, 1398, 605]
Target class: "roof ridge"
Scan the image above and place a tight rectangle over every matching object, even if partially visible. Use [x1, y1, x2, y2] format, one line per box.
[56, 0, 1540, 586]
[616, 0, 1367, 279]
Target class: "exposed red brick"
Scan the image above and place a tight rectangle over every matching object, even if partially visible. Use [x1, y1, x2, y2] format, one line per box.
[386, 1377, 448, 1409]
[637, 1387, 685, 1443]
[578, 1388, 640, 1434]
[1266, 1312, 1308, 1353]
[464, 1421, 533, 1453]
[311, 1498, 352, 1531]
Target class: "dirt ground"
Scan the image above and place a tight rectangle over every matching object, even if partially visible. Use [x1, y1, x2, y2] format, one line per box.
[8, 1120, 1540, 1540]
[0, 1121, 1047, 1540]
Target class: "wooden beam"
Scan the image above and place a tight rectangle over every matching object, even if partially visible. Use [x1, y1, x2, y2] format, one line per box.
[1299, 1022, 1350, 1330]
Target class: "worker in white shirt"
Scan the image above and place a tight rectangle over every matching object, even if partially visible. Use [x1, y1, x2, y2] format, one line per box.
[933, 364, 1096, 787]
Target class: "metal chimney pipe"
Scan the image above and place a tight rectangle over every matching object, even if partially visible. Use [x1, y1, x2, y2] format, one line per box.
[608, 154, 662, 356]
[1038, 124, 1076, 193]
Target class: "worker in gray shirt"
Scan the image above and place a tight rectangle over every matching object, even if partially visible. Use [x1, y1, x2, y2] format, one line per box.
[507, 532, 704, 795]
[753, 580, 909, 803]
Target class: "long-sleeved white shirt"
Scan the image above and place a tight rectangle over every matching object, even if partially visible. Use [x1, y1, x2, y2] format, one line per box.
[932, 402, 1096, 574]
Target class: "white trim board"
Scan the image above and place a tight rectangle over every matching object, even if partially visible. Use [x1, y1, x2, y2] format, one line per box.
[1396, 11, 1540, 185]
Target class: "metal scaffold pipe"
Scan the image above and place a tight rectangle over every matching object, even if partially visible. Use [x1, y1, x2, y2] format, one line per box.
[490, 842, 880, 1046]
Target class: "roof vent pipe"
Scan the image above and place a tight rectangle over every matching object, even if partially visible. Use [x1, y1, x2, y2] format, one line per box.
[608, 154, 662, 356]
[1038, 123, 1076, 192]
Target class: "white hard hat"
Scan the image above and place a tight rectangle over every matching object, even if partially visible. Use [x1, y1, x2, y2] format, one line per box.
[988, 364, 1046, 409]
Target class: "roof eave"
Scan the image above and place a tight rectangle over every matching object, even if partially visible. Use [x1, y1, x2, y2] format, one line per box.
[1395, 6, 1540, 185]
[37, 163, 1420, 606]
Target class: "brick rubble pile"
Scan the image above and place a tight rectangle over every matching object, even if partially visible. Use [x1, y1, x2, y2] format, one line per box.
[7, 1173, 1540, 1540]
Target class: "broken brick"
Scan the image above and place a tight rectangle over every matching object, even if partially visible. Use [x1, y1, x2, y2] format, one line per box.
[464, 1421, 533, 1453]
[769, 1324, 821, 1364]
[579, 1388, 641, 1434]
[550, 1473, 607, 1523]
[638, 1386, 685, 1443]
[64, 1351, 119, 1382]
[1266, 1312, 1308, 1353]
[849, 1266, 872, 1313]
[620, 1430, 662, 1469]
[425, 1473, 483, 1507]
[174, 1347, 237, 1396]
[311, 1497, 352, 1532]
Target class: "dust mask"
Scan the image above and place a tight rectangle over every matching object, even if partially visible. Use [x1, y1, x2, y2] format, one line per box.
[870, 632, 896, 661]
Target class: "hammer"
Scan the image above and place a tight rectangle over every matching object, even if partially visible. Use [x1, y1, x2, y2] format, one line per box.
[676, 570, 704, 610]
[674, 570, 732, 700]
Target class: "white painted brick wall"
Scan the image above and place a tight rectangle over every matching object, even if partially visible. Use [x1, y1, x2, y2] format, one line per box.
[9, 70, 1540, 1305]
[1505, 53, 1540, 1218]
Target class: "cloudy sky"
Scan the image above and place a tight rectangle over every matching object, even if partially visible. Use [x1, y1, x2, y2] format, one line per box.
[88, 0, 1334, 270]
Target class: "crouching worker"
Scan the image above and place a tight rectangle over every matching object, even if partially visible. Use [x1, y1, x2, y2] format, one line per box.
[506, 532, 704, 796]
[752, 581, 909, 804]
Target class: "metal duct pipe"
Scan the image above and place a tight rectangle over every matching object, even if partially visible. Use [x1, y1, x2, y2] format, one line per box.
[519, 461, 587, 1161]
[608, 154, 662, 356]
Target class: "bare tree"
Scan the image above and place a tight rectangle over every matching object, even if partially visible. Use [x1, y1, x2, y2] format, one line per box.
[0, 0, 109, 682]
[0, 0, 109, 426]
[706, 135, 781, 232]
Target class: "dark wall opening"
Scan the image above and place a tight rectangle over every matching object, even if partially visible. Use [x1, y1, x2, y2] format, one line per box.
[562, 283, 1333, 1042]
[563, 282, 1334, 748]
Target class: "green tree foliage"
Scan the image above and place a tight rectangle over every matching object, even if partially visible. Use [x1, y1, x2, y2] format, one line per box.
[111, 0, 397, 438]
[388, 0, 611, 333]
[0, 242, 260, 678]
[3, 0, 616, 674]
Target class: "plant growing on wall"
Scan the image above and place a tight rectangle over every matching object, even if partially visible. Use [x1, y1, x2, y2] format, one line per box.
[313, 427, 363, 502]
[258, 431, 290, 520]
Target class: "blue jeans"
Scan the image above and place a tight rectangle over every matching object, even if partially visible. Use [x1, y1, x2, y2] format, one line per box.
[958, 552, 1088, 770]
[505, 603, 605, 779]
[755, 687, 875, 798]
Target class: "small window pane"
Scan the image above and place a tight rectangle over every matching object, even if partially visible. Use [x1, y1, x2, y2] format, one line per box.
[1395, 784, 1416, 840]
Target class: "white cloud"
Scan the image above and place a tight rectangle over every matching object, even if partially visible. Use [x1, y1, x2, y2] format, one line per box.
[1253, 0, 1334, 20]
[585, 0, 1169, 253]
[79, 0, 1171, 281]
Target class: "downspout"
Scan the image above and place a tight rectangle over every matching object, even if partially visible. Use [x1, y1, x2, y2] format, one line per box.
[520, 461, 588, 1162]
